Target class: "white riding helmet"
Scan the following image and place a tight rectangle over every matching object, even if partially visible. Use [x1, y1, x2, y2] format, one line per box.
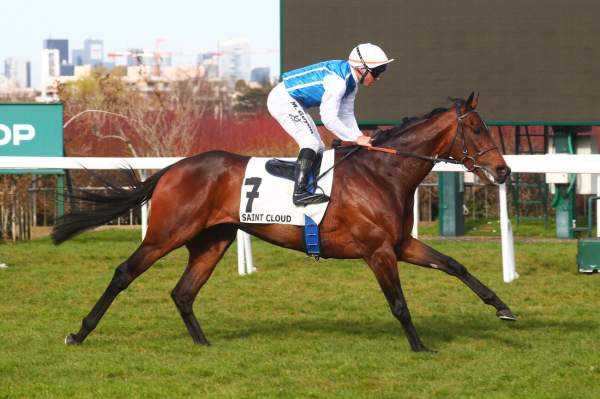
[348, 43, 394, 69]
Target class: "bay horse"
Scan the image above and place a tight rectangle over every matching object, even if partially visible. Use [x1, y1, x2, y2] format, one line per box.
[54, 93, 515, 352]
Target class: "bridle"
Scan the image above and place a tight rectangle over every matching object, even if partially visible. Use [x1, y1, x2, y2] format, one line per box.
[447, 103, 499, 172]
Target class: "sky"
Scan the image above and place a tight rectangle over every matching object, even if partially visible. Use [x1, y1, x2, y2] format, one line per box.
[1, 0, 280, 87]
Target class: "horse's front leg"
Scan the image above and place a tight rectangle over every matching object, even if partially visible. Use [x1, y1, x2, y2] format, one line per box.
[365, 245, 432, 352]
[397, 237, 516, 321]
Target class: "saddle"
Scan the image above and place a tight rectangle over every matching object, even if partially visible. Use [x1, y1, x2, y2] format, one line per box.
[265, 153, 323, 182]
[265, 158, 295, 181]
[264, 155, 325, 260]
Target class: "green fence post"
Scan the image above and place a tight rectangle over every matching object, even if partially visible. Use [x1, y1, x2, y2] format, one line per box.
[552, 128, 576, 239]
[438, 172, 465, 236]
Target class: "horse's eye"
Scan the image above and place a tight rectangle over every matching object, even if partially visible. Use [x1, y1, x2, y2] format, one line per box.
[473, 127, 481, 134]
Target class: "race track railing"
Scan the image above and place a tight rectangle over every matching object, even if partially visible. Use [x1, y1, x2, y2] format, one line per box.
[2, 155, 600, 283]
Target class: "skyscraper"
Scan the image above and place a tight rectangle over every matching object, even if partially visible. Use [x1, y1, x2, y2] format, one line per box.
[218, 38, 251, 85]
[25, 61, 31, 88]
[84, 38, 104, 66]
[43, 39, 69, 65]
[4, 58, 16, 79]
[4, 58, 31, 88]
[41, 49, 60, 87]
[44, 38, 74, 76]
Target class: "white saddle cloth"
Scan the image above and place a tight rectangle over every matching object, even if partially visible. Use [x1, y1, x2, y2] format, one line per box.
[239, 149, 335, 226]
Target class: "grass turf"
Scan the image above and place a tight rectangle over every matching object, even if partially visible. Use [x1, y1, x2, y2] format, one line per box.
[0, 230, 599, 398]
[418, 218, 578, 238]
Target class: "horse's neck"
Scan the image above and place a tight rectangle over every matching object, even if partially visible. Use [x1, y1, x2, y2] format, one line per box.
[358, 111, 457, 197]
[390, 111, 456, 158]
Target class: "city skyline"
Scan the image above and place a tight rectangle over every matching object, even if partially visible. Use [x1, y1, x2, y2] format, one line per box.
[1, 0, 280, 88]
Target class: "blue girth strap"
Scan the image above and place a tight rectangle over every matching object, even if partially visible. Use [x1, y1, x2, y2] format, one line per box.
[303, 215, 320, 260]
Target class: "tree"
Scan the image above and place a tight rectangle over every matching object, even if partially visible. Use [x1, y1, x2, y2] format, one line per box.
[59, 70, 231, 157]
[233, 81, 273, 115]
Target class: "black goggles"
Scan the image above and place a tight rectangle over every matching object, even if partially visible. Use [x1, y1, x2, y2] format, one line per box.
[369, 64, 387, 78]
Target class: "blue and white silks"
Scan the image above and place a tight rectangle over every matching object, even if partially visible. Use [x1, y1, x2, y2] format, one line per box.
[280, 60, 363, 142]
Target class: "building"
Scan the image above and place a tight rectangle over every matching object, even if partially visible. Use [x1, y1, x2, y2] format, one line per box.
[72, 39, 103, 67]
[124, 49, 171, 76]
[0, 75, 9, 91]
[84, 38, 104, 66]
[197, 52, 220, 79]
[250, 67, 271, 86]
[43, 39, 69, 65]
[44, 38, 74, 76]
[162, 66, 203, 81]
[60, 64, 75, 76]
[40, 49, 60, 100]
[72, 49, 85, 66]
[25, 61, 31, 88]
[218, 38, 251, 86]
[41, 49, 59, 82]
[4, 58, 31, 88]
[126, 49, 145, 66]
[41, 49, 60, 82]
[4, 59, 18, 80]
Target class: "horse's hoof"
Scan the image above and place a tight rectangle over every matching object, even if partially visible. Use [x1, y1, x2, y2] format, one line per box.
[64, 333, 80, 345]
[497, 309, 517, 321]
[413, 344, 436, 353]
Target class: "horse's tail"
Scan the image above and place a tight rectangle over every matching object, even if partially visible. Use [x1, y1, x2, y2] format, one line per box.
[51, 166, 171, 245]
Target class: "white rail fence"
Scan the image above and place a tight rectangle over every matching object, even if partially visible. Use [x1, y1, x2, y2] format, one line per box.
[2, 155, 600, 282]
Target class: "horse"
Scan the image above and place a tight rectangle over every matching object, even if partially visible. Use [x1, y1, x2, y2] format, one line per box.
[54, 93, 515, 352]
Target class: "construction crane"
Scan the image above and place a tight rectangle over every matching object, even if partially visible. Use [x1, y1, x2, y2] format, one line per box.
[106, 39, 171, 76]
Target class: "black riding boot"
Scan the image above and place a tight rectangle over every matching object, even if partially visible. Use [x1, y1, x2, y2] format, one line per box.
[293, 148, 330, 206]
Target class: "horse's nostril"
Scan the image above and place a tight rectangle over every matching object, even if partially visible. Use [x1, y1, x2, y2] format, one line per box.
[496, 166, 509, 177]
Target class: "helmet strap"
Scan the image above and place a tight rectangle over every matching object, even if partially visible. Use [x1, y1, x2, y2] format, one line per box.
[355, 45, 372, 84]
[357, 68, 368, 84]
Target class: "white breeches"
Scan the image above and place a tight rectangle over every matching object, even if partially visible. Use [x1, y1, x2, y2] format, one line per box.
[267, 82, 324, 153]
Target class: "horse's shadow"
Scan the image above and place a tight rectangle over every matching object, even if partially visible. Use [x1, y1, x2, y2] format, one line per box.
[211, 314, 598, 349]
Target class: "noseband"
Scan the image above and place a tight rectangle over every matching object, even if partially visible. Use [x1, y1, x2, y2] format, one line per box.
[449, 104, 499, 172]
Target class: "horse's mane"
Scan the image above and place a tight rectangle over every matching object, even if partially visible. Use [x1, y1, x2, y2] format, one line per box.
[374, 98, 465, 144]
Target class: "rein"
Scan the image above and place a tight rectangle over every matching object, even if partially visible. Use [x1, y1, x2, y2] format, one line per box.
[315, 105, 499, 183]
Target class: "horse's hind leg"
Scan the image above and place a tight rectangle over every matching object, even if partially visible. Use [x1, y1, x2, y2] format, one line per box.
[65, 242, 170, 345]
[397, 237, 516, 321]
[171, 224, 237, 345]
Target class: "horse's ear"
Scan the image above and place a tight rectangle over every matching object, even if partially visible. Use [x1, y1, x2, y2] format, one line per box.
[466, 91, 477, 111]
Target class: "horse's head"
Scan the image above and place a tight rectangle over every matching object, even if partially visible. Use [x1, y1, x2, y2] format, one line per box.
[447, 93, 511, 184]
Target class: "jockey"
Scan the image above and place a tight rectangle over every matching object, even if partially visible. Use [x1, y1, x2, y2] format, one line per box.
[267, 43, 393, 206]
